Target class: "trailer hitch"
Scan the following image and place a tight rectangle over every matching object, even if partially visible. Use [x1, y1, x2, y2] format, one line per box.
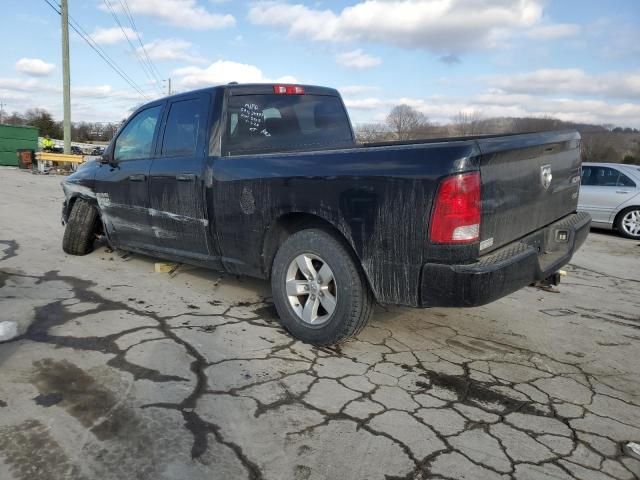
[532, 270, 567, 292]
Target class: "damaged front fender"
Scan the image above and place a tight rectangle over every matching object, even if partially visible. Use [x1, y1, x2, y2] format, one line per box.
[60, 159, 100, 224]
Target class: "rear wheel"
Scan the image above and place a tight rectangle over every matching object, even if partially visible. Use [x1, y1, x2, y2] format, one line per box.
[271, 229, 373, 345]
[615, 207, 640, 239]
[62, 199, 99, 255]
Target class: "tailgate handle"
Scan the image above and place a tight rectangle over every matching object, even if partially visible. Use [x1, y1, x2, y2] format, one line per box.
[128, 174, 146, 182]
[176, 173, 196, 182]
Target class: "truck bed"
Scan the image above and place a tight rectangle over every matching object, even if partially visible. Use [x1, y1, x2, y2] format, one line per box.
[212, 130, 582, 305]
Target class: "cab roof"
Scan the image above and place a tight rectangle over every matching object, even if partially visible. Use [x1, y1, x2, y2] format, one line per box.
[162, 83, 340, 101]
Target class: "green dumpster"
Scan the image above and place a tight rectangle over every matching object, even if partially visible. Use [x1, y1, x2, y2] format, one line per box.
[0, 124, 39, 166]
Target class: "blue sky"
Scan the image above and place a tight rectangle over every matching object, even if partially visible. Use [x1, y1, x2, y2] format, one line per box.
[1, 0, 639, 127]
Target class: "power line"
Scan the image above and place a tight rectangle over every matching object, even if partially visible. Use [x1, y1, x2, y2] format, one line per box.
[67, 8, 151, 100]
[117, 0, 164, 85]
[42, 0, 150, 100]
[102, 0, 163, 94]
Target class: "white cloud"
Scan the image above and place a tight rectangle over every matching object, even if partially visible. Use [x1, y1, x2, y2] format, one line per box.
[343, 97, 386, 110]
[0, 90, 28, 101]
[338, 85, 379, 96]
[138, 39, 205, 63]
[15, 58, 55, 77]
[526, 23, 580, 40]
[172, 60, 296, 88]
[0, 77, 53, 92]
[336, 49, 382, 69]
[590, 19, 640, 61]
[90, 26, 138, 45]
[0, 75, 155, 120]
[102, 0, 235, 30]
[344, 90, 640, 129]
[342, 68, 640, 128]
[73, 85, 114, 97]
[249, 0, 543, 51]
[491, 69, 640, 99]
[72, 85, 144, 101]
[0, 77, 37, 91]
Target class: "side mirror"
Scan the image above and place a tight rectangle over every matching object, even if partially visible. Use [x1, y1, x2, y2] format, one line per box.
[100, 152, 118, 166]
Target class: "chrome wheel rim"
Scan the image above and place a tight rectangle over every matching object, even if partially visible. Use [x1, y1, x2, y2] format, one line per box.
[622, 210, 640, 237]
[285, 253, 337, 326]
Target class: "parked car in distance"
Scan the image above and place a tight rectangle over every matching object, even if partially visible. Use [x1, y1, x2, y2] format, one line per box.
[578, 162, 640, 239]
[60, 83, 590, 345]
[70, 146, 84, 155]
[90, 146, 105, 156]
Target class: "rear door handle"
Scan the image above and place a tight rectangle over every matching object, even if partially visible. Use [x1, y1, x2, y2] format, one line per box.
[128, 174, 146, 182]
[176, 173, 196, 182]
[616, 190, 630, 194]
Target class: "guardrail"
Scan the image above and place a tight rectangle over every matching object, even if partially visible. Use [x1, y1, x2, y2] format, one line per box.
[35, 151, 85, 173]
[36, 152, 85, 164]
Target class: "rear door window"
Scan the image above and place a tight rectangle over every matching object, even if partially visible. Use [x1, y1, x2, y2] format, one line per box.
[617, 171, 636, 187]
[161, 98, 202, 157]
[224, 95, 353, 155]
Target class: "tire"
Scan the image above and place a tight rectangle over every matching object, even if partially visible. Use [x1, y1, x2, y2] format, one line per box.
[62, 198, 99, 255]
[615, 207, 640, 239]
[271, 228, 373, 345]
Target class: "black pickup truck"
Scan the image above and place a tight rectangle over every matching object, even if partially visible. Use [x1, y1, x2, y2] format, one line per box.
[61, 83, 590, 345]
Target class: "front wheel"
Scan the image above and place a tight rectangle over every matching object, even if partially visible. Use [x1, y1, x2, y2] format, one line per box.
[615, 207, 640, 239]
[271, 229, 373, 345]
[62, 199, 99, 255]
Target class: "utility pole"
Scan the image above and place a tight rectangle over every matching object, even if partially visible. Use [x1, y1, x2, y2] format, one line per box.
[61, 0, 71, 154]
[166, 78, 172, 95]
[0, 99, 5, 124]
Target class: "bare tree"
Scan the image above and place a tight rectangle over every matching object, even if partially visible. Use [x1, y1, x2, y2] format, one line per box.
[386, 104, 430, 141]
[511, 116, 563, 134]
[354, 123, 391, 143]
[581, 133, 619, 163]
[3, 111, 26, 126]
[451, 110, 484, 136]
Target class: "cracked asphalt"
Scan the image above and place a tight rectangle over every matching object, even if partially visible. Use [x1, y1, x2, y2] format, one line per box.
[1, 167, 640, 480]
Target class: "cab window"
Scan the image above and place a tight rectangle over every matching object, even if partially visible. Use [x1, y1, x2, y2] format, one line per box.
[224, 94, 353, 156]
[114, 105, 162, 161]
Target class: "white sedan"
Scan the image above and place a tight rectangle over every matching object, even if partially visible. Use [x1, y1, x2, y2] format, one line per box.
[579, 162, 640, 239]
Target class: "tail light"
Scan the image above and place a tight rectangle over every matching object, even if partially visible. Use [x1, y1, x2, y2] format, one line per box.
[273, 85, 305, 95]
[429, 172, 481, 244]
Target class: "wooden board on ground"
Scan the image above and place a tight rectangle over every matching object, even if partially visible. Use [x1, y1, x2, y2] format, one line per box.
[154, 263, 178, 273]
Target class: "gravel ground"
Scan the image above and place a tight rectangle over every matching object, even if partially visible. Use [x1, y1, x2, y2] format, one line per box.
[1, 167, 639, 480]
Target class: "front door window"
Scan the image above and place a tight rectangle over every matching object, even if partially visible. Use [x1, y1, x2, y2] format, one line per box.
[114, 105, 162, 161]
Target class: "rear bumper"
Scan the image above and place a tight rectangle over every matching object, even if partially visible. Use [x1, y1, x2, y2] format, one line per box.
[420, 211, 591, 307]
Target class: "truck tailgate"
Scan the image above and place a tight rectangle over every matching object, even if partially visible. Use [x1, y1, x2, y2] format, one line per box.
[477, 131, 582, 253]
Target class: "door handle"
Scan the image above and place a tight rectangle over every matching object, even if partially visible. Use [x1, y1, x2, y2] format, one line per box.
[616, 190, 630, 194]
[128, 174, 146, 182]
[176, 173, 196, 182]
